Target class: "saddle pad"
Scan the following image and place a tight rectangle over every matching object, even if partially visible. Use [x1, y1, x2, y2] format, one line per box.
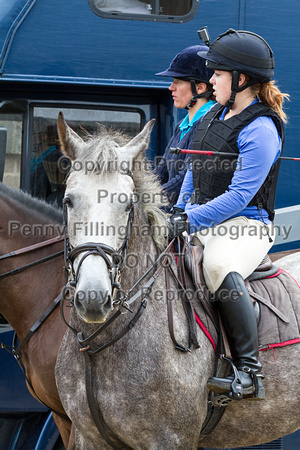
[249, 269, 300, 349]
[193, 269, 300, 351]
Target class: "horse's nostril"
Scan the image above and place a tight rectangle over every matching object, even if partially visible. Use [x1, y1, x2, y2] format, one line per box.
[75, 290, 85, 302]
[104, 293, 112, 308]
[74, 285, 112, 323]
[74, 290, 85, 310]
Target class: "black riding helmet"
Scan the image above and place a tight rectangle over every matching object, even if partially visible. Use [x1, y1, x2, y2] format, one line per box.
[198, 28, 275, 108]
[156, 45, 214, 109]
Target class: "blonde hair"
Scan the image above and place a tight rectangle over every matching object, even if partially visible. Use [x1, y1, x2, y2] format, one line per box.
[250, 80, 290, 124]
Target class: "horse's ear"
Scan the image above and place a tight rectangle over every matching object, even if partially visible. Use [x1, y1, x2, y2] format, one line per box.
[121, 119, 155, 161]
[57, 111, 85, 160]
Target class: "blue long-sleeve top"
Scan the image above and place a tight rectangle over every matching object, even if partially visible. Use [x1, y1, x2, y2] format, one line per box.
[155, 100, 215, 209]
[175, 100, 282, 231]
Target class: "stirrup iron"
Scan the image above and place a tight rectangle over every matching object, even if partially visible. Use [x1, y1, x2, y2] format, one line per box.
[221, 355, 243, 400]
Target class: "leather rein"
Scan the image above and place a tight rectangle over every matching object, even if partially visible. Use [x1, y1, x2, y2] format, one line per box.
[0, 233, 69, 420]
[0, 235, 64, 280]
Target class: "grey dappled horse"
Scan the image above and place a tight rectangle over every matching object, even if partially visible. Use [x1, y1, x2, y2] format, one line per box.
[56, 114, 300, 449]
[275, 253, 300, 285]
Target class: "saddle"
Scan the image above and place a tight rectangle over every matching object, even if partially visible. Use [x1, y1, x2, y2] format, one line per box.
[182, 235, 300, 349]
[182, 236, 276, 342]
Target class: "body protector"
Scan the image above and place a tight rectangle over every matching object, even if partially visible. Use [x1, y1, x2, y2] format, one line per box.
[191, 103, 285, 221]
[156, 45, 214, 109]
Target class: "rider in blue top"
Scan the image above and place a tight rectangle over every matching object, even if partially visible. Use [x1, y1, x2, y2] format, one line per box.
[169, 28, 289, 401]
[175, 98, 281, 229]
[155, 45, 215, 210]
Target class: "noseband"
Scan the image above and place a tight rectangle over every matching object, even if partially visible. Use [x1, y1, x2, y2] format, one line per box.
[62, 197, 134, 297]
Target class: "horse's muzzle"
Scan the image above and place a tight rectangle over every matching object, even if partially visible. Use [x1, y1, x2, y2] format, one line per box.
[75, 288, 112, 323]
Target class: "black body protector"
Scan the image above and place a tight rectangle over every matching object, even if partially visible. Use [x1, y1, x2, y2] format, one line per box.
[191, 102, 285, 221]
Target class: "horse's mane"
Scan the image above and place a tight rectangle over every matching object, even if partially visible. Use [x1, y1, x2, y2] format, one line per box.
[132, 158, 168, 250]
[78, 126, 169, 250]
[0, 182, 63, 223]
[77, 126, 129, 165]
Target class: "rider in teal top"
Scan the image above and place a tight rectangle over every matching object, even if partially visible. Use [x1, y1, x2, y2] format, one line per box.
[155, 45, 215, 210]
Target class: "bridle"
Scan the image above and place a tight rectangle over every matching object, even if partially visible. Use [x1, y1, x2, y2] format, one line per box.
[62, 196, 135, 305]
[61, 187, 199, 352]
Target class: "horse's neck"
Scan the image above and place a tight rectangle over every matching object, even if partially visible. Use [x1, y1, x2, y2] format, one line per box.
[122, 212, 159, 287]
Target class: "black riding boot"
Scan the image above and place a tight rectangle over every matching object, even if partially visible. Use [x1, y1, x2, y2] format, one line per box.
[207, 272, 265, 401]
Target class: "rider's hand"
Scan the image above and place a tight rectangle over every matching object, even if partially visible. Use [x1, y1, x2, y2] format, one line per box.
[168, 207, 189, 240]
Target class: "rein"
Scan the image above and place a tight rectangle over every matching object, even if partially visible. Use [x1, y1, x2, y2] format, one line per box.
[0, 235, 64, 280]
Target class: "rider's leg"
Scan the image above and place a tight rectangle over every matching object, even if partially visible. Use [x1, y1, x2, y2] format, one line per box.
[207, 271, 265, 400]
[195, 218, 273, 400]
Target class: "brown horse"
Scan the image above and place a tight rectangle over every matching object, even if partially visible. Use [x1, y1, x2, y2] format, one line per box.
[0, 182, 74, 449]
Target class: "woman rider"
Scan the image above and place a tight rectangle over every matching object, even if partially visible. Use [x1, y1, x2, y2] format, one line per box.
[169, 29, 289, 400]
[155, 45, 215, 210]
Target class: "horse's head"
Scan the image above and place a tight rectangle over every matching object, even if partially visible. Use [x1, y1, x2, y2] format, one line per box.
[57, 112, 156, 323]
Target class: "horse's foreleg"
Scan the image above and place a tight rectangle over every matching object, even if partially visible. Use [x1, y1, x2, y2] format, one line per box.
[52, 414, 73, 449]
[67, 425, 76, 450]
[75, 429, 101, 450]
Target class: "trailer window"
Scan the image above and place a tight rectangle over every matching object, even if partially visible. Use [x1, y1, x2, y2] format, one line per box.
[30, 106, 143, 206]
[88, 0, 198, 22]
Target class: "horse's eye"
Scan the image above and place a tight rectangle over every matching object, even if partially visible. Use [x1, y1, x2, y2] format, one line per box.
[63, 196, 73, 208]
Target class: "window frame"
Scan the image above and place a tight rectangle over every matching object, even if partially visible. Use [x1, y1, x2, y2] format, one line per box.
[88, 0, 198, 23]
[26, 102, 146, 203]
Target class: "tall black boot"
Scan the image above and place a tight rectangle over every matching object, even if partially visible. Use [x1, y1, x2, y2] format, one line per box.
[207, 272, 265, 401]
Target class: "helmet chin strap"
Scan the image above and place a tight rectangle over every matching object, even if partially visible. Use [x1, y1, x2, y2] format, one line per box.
[186, 79, 213, 110]
[225, 70, 240, 109]
[225, 71, 261, 109]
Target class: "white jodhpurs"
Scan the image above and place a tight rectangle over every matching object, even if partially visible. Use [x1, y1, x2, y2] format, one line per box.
[194, 216, 275, 294]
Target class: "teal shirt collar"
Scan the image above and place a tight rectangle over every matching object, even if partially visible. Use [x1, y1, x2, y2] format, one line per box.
[179, 100, 215, 139]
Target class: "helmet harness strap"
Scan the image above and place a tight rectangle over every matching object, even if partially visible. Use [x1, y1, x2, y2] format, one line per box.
[186, 79, 213, 110]
[226, 70, 240, 109]
[226, 71, 262, 109]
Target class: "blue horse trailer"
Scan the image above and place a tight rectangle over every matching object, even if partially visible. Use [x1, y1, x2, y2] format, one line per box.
[0, 0, 299, 448]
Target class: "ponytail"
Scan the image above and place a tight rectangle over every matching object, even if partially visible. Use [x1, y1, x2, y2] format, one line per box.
[251, 81, 290, 123]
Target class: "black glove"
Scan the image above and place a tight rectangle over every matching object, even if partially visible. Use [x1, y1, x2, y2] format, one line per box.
[168, 207, 189, 240]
